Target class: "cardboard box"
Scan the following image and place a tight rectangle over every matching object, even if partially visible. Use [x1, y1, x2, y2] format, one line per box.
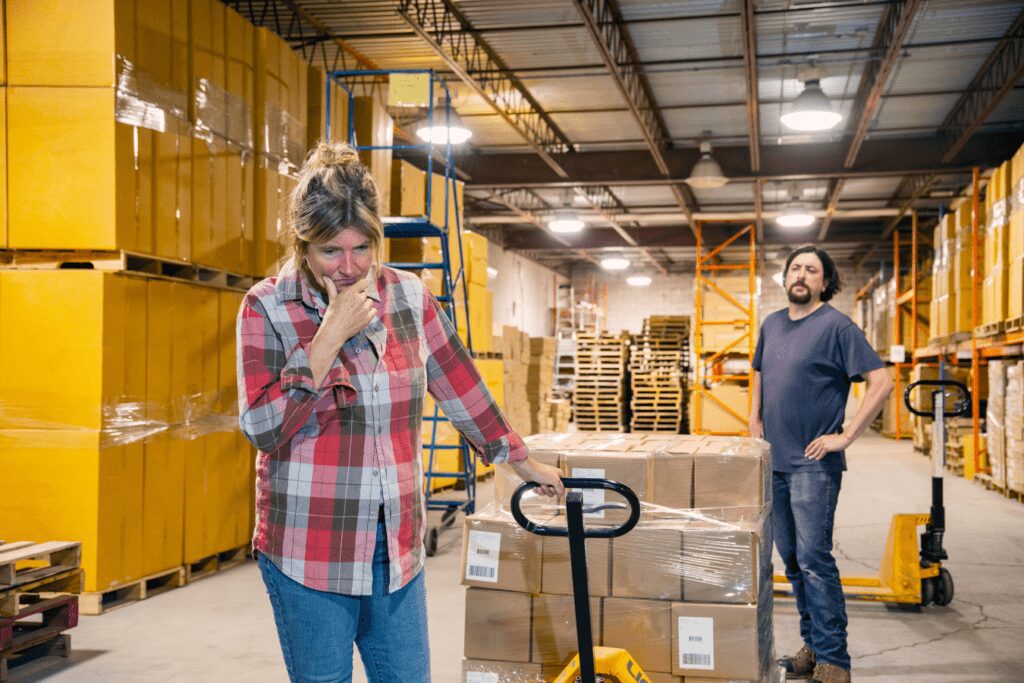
[693, 451, 763, 509]
[648, 452, 694, 509]
[531, 593, 601, 666]
[464, 588, 533, 663]
[353, 95, 393, 212]
[461, 512, 542, 593]
[610, 526, 683, 600]
[542, 535, 610, 597]
[560, 452, 650, 524]
[0, 87, 6, 247]
[0, 430, 144, 593]
[682, 524, 760, 603]
[464, 231, 490, 286]
[692, 383, 749, 435]
[670, 602, 761, 679]
[461, 659, 546, 683]
[390, 159, 428, 217]
[602, 597, 673, 674]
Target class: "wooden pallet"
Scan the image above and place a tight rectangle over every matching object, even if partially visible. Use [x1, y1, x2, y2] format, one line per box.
[974, 321, 1005, 338]
[0, 249, 256, 292]
[78, 566, 187, 616]
[1005, 316, 1024, 333]
[0, 542, 82, 593]
[0, 594, 78, 682]
[184, 545, 250, 584]
[0, 569, 84, 618]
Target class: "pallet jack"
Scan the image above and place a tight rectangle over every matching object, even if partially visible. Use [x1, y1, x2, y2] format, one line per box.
[774, 379, 969, 606]
[512, 478, 649, 683]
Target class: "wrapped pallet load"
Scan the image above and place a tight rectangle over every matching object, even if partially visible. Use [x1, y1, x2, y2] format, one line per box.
[462, 432, 777, 681]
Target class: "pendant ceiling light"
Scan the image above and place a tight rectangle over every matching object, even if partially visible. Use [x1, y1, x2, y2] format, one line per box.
[781, 78, 842, 132]
[626, 275, 652, 287]
[600, 254, 630, 271]
[686, 137, 728, 189]
[415, 108, 472, 145]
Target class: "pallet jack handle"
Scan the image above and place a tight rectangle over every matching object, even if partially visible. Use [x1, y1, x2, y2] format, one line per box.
[511, 478, 641, 683]
[904, 380, 971, 565]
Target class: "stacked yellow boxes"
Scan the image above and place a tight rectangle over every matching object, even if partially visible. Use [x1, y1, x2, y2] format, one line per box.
[5, 0, 192, 260]
[982, 159, 1013, 328]
[930, 214, 956, 340]
[952, 201, 985, 334]
[0, 271, 251, 591]
[1009, 144, 1024, 326]
[455, 232, 494, 353]
[253, 26, 308, 276]
[0, 6, 6, 248]
[307, 66, 350, 149]
[224, 6, 257, 275]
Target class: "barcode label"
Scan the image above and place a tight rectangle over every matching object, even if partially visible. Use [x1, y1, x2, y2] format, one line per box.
[572, 467, 606, 518]
[678, 616, 714, 670]
[466, 673, 499, 683]
[465, 530, 501, 583]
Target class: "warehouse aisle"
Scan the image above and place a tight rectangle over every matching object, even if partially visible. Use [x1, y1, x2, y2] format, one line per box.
[10, 432, 1024, 682]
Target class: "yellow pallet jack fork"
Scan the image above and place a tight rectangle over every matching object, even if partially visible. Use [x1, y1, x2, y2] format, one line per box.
[512, 479, 650, 683]
[774, 378, 969, 606]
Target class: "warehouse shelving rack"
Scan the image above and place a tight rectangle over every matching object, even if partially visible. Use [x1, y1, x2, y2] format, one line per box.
[326, 70, 476, 554]
[692, 221, 756, 436]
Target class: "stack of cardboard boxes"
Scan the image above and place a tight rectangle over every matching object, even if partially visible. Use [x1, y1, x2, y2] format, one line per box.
[1009, 145, 1024, 328]
[463, 432, 775, 682]
[987, 361, 1008, 487]
[982, 159, 1014, 332]
[1005, 363, 1024, 493]
[527, 337, 557, 434]
[930, 214, 956, 341]
[500, 326, 533, 436]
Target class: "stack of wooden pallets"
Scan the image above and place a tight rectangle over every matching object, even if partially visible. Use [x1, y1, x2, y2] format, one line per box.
[573, 332, 629, 431]
[630, 317, 691, 433]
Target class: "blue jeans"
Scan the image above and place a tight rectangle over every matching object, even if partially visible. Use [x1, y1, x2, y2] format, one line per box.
[257, 520, 431, 682]
[773, 470, 849, 670]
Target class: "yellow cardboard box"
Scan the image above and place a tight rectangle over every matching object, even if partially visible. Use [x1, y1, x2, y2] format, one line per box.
[0, 429, 144, 593]
[353, 96, 393, 212]
[692, 382, 749, 435]
[0, 87, 6, 248]
[390, 159, 429, 217]
[464, 231, 490, 287]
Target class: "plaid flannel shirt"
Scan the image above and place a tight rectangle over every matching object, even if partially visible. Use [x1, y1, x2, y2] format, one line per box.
[237, 262, 526, 595]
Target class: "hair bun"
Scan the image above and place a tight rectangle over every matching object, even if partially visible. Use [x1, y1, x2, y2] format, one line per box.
[306, 140, 360, 170]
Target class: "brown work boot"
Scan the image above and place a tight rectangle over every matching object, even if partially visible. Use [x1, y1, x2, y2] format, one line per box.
[779, 644, 815, 679]
[809, 662, 851, 683]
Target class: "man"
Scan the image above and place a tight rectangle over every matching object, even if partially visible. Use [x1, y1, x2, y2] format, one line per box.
[749, 245, 894, 683]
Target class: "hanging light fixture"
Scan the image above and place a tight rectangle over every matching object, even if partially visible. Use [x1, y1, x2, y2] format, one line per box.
[776, 203, 816, 228]
[686, 133, 728, 189]
[415, 107, 472, 144]
[626, 275, 652, 287]
[548, 208, 584, 234]
[548, 189, 585, 233]
[601, 254, 630, 271]
[781, 78, 842, 132]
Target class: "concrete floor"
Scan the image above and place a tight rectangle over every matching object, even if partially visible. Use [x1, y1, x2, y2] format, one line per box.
[9, 429, 1024, 682]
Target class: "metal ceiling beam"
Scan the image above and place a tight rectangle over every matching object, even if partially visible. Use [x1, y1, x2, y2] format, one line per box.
[739, 0, 762, 242]
[857, 8, 1024, 266]
[818, 0, 922, 241]
[484, 190, 601, 267]
[398, 0, 668, 271]
[574, 0, 696, 229]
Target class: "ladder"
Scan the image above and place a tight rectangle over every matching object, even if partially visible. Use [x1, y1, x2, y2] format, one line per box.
[331, 69, 475, 557]
[553, 283, 577, 398]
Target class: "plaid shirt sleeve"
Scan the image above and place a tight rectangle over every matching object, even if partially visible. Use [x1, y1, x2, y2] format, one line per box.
[236, 295, 357, 454]
[421, 287, 527, 466]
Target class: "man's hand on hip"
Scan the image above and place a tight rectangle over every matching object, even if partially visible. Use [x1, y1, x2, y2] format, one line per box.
[804, 433, 851, 461]
[748, 415, 764, 439]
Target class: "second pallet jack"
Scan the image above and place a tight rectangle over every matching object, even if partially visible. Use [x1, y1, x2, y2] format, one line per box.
[512, 478, 649, 683]
[774, 378, 969, 606]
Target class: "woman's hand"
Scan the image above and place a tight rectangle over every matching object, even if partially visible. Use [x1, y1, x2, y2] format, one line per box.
[509, 457, 565, 498]
[309, 277, 375, 385]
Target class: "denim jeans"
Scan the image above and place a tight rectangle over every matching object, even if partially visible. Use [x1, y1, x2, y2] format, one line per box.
[773, 470, 849, 670]
[257, 520, 431, 682]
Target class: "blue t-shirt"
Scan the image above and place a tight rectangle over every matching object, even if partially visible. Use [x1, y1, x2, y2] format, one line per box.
[752, 304, 884, 473]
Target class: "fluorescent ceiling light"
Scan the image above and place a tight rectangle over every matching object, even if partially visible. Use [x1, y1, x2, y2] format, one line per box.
[781, 79, 842, 132]
[627, 275, 652, 286]
[601, 256, 630, 271]
[686, 140, 728, 189]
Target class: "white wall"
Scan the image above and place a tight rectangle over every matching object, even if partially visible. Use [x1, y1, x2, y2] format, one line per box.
[487, 241, 568, 337]
[570, 269, 696, 335]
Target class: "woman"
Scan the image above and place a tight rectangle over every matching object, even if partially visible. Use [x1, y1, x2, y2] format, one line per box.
[236, 141, 563, 683]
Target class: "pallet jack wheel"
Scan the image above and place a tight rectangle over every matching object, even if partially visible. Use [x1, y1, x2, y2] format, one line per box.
[920, 576, 935, 606]
[425, 527, 439, 557]
[934, 568, 954, 606]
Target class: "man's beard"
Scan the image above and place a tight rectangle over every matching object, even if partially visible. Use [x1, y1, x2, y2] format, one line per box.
[787, 283, 812, 304]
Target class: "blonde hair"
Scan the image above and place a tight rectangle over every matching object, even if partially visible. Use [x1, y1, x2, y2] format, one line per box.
[289, 140, 385, 279]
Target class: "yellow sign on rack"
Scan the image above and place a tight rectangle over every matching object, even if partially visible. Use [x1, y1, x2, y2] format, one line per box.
[388, 73, 431, 108]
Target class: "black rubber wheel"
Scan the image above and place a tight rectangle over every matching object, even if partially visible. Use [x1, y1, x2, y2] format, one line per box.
[934, 568, 954, 606]
[425, 527, 439, 557]
[920, 577, 935, 606]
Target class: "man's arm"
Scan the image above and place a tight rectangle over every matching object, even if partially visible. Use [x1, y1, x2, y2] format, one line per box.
[805, 366, 894, 460]
[748, 370, 763, 438]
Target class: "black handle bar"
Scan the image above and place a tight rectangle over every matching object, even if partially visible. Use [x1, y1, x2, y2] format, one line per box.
[904, 380, 971, 418]
[510, 478, 641, 538]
